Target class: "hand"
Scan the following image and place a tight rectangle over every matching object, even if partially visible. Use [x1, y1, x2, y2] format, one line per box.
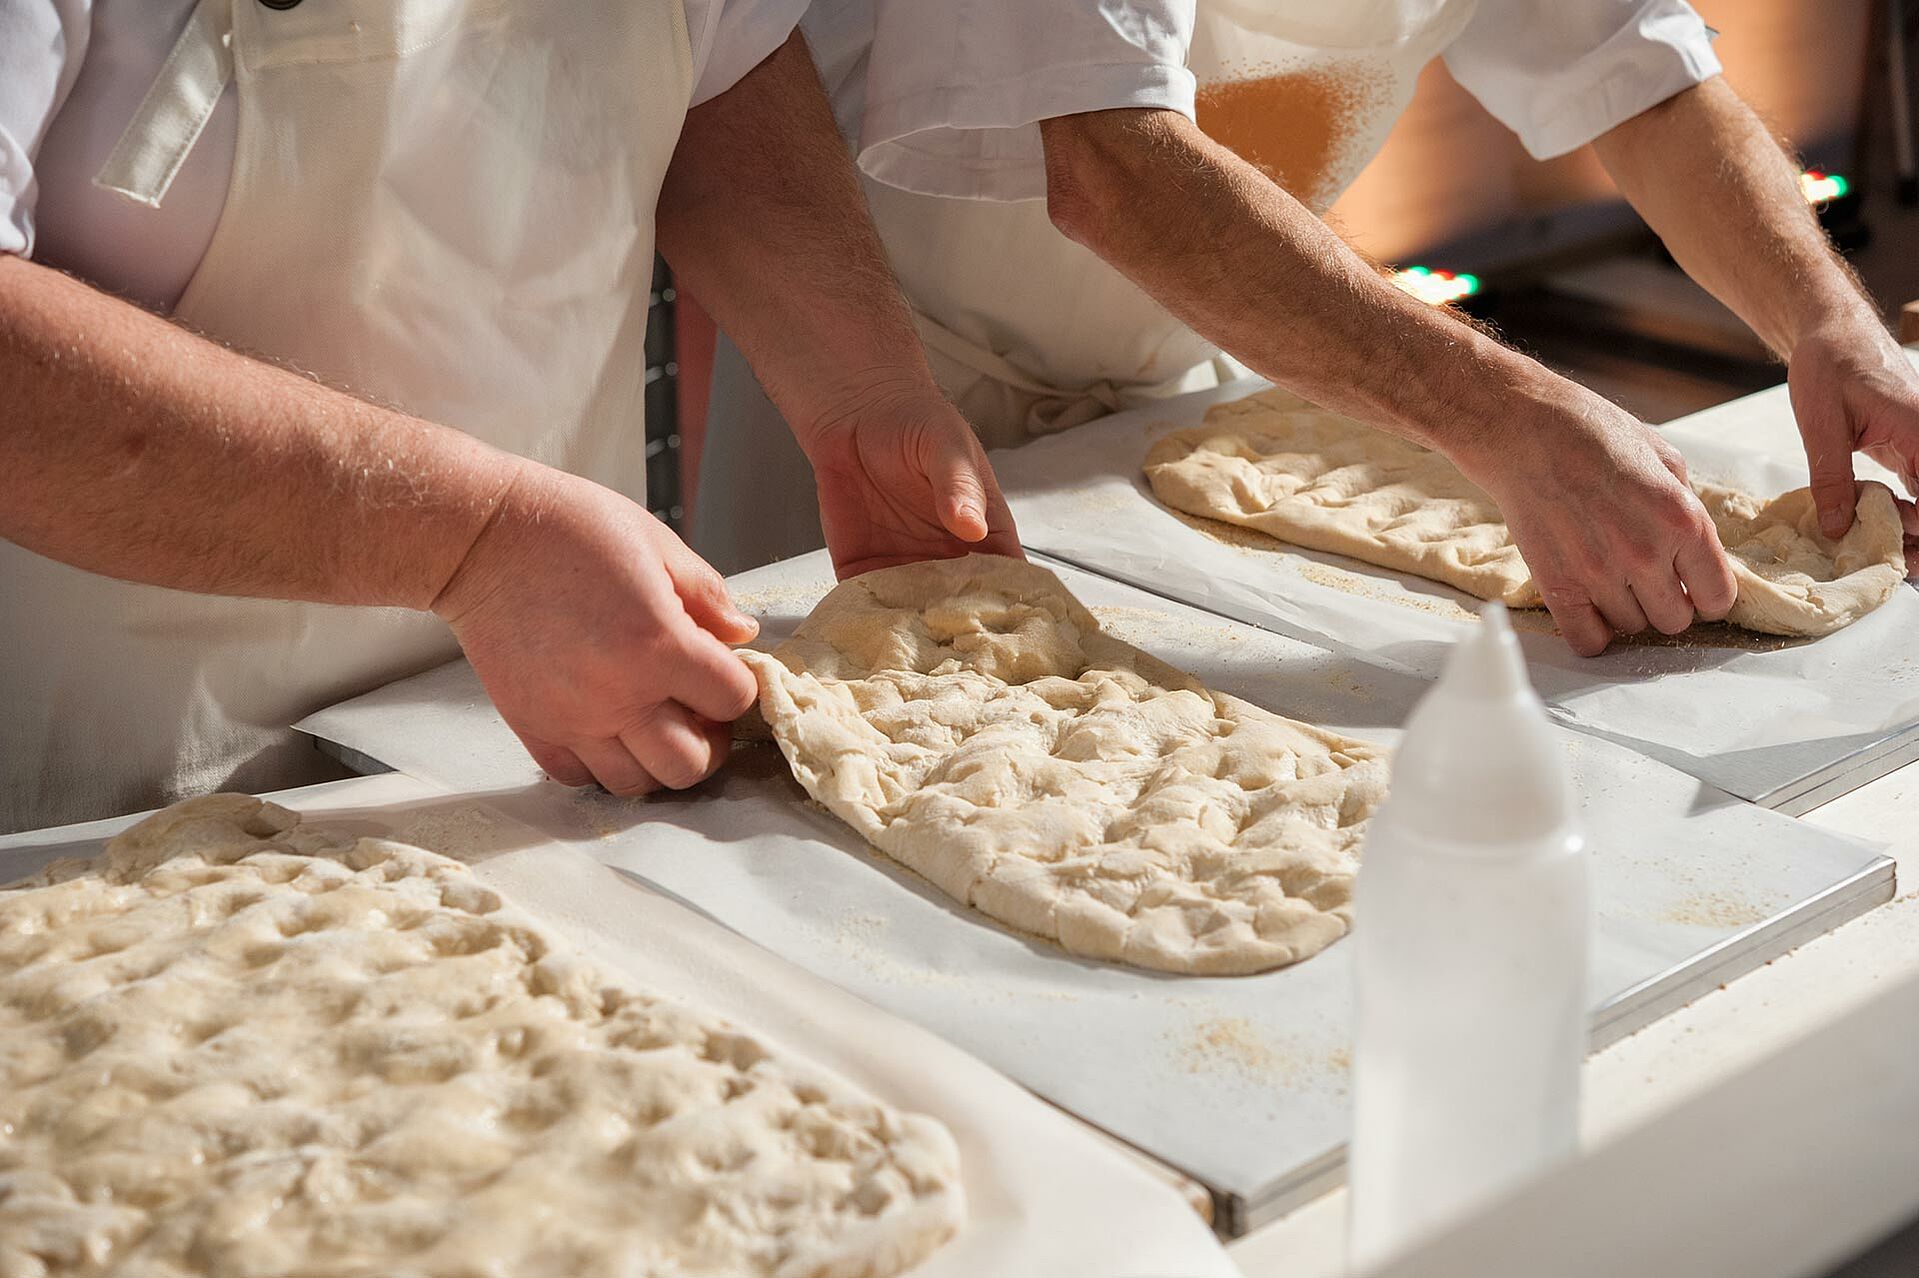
[1463, 387, 1739, 656]
[432, 462, 761, 795]
[800, 382, 1023, 578]
[1789, 321, 1919, 574]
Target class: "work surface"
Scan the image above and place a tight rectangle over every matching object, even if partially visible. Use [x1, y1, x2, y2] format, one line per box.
[14, 371, 1913, 1272]
[300, 553, 1889, 1237]
[288, 371, 1919, 1271]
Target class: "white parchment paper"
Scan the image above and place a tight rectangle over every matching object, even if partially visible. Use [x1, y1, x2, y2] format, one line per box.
[295, 556, 1889, 1214]
[990, 379, 1919, 799]
[0, 773, 1238, 1278]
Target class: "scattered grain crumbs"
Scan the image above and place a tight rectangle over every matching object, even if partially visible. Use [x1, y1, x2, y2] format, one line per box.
[1294, 561, 1483, 623]
[730, 579, 831, 620]
[1609, 622, 1804, 653]
[388, 804, 524, 862]
[1170, 1016, 1315, 1083]
[1323, 670, 1372, 702]
[1070, 485, 1144, 515]
[1166, 507, 1300, 555]
[1661, 891, 1773, 930]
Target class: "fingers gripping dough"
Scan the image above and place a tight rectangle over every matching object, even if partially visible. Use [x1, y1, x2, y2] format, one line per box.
[1144, 390, 1907, 638]
[0, 794, 963, 1278]
[743, 556, 1389, 977]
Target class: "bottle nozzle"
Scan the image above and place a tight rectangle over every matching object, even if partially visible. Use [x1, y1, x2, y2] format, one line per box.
[1384, 601, 1575, 847]
[1440, 602, 1527, 700]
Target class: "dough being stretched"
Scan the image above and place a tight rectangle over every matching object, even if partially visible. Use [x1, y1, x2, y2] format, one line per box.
[1144, 390, 1907, 637]
[742, 556, 1388, 977]
[0, 794, 963, 1278]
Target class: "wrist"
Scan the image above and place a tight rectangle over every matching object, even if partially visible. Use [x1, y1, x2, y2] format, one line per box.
[428, 455, 546, 625]
[1403, 342, 1574, 485]
[1787, 289, 1885, 351]
[1788, 299, 1902, 370]
[790, 366, 946, 456]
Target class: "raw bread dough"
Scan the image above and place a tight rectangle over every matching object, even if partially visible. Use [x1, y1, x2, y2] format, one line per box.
[1698, 484, 1906, 636]
[742, 556, 1388, 977]
[1144, 390, 1907, 637]
[0, 794, 962, 1278]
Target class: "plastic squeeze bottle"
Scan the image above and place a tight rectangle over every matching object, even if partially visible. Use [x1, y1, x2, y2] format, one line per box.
[1346, 603, 1590, 1272]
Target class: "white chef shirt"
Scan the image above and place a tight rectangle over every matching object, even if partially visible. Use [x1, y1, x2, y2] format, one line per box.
[810, 0, 1721, 202]
[0, 0, 808, 311]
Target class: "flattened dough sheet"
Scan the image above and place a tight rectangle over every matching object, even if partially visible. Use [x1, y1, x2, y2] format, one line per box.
[742, 555, 1388, 977]
[1145, 390, 1906, 637]
[0, 794, 963, 1278]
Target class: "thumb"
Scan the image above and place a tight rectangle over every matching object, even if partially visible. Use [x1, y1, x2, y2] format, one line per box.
[1791, 377, 1859, 539]
[655, 526, 759, 644]
[919, 416, 992, 543]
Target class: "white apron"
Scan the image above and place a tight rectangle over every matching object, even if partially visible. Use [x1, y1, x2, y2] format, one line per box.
[870, 0, 1483, 426]
[694, 0, 1476, 573]
[1, 0, 692, 832]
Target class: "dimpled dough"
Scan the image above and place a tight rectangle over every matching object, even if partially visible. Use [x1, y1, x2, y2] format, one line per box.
[0, 794, 963, 1278]
[741, 556, 1388, 977]
[1144, 389, 1907, 637]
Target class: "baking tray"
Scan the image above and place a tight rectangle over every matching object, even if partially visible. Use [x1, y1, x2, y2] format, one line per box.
[296, 552, 1895, 1235]
[989, 378, 1919, 812]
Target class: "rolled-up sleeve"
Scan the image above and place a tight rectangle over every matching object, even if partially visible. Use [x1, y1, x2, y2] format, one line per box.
[1442, 0, 1720, 160]
[858, 0, 1195, 201]
[1, 0, 91, 257]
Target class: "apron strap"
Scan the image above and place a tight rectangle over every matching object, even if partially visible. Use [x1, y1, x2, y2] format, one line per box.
[911, 310, 1126, 413]
[912, 309, 1245, 440]
[94, 0, 235, 208]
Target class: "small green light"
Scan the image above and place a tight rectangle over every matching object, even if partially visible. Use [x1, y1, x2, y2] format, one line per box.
[1456, 273, 1481, 294]
[1407, 264, 1431, 276]
[1830, 174, 1850, 198]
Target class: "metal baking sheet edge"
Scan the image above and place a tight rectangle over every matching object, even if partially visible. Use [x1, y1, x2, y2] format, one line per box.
[1223, 852, 1897, 1236]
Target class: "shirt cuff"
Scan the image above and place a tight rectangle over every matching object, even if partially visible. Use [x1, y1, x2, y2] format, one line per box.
[1512, 12, 1722, 160]
[858, 61, 1197, 202]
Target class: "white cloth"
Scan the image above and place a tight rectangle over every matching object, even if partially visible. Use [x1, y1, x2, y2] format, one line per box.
[0, 0, 806, 309]
[2, 0, 697, 832]
[826, 0, 1719, 201]
[814, 0, 1720, 395]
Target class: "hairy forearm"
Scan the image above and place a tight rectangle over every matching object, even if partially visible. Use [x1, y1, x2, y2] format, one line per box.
[0, 254, 521, 608]
[1594, 78, 1878, 357]
[656, 31, 937, 442]
[1039, 108, 1563, 471]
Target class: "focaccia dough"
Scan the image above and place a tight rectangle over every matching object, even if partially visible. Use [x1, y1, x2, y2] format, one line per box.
[742, 556, 1388, 977]
[1144, 390, 1907, 637]
[0, 794, 962, 1278]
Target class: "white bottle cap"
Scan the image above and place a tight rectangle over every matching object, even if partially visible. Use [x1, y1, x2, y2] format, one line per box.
[1379, 603, 1577, 852]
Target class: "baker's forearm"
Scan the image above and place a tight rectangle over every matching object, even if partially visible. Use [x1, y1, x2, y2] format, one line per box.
[1593, 78, 1878, 357]
[1039, 109, 1571, 469]
[0, 254, 521, 608]
[657, 31, 935, 440]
